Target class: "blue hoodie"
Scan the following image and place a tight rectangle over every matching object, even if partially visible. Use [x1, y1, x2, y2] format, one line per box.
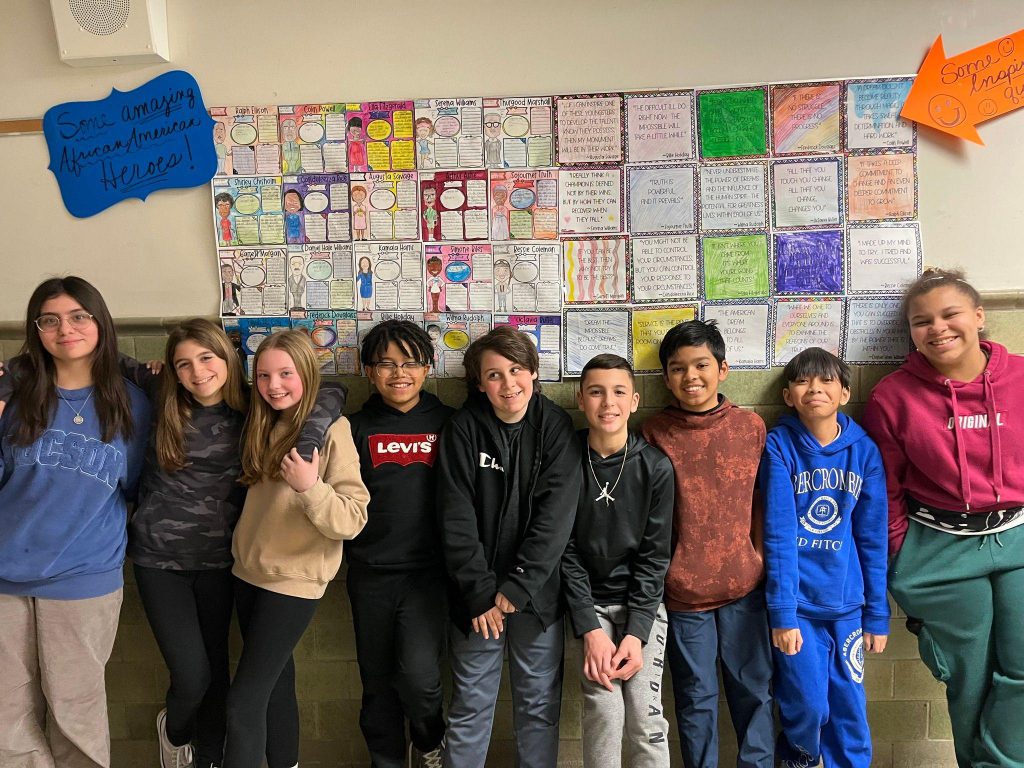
[760, 412, 890, 635]
[0, 383, 151, 599]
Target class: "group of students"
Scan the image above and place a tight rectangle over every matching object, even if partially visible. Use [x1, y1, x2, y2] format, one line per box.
[0, 267, 1020, 768]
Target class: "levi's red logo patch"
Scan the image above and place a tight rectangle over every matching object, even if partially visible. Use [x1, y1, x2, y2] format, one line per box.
[368, 433, 438, 468]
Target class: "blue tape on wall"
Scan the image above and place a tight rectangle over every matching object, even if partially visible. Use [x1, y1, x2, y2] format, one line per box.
[43, 70, 216, 218]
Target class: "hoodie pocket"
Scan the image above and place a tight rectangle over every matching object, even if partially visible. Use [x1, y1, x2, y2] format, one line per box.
[916, 624, 951, 683]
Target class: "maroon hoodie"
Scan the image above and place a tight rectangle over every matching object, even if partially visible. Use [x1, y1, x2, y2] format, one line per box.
[642, 398, 765, 611]
[862, 341, 1024, 555]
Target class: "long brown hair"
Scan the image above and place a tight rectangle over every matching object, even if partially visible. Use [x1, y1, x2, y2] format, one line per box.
[240, 330, 321, 485]
[12, 276, 132, 445]
[156, 319, 249, 472]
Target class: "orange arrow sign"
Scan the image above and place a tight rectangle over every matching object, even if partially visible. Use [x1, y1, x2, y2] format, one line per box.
[901, 30, 1024, 145]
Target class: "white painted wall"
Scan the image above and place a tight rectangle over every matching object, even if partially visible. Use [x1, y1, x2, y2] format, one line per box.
[1, 0, 1021, 321]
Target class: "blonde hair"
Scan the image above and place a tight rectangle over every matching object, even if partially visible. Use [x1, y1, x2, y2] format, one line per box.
[240, 330, 321, 485]
[156, 319, 248, 472]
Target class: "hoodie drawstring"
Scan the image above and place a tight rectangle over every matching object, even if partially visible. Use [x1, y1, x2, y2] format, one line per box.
[946, 381, 973, 511]
[983, 370, 1005, 504]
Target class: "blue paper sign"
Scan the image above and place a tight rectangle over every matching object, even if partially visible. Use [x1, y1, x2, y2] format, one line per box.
[43, 70, 217, 218]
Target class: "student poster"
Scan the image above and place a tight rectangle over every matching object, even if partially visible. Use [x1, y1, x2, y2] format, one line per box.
[770, 82, 842, 155]
[219, 248, 288, 317]
[414, 98, 485, 169]
[353, 242, 423, 312]
[349, 172, 419, 241]
[424, 243, 493, 313]
[844, 298, 910, 364]
[209, 105, 281, 176]
[846, 153, 917, 222]
[771, 158, 843, 229]
[281, 174, 351, 244]
[632, 305, 698, 373]
[624, 90, 695, 163]
[627, 165, 697, 235]
[554, 94, 623, 164]
[698, 163, 769, 232]
[702, 234, 770, 300]
[482, 96, 554, 168]
[489, 171, 558, 241]
[697, 87, 768, 160]
[278, 243, 355, 312]
[773, 231, 844, 294]
[702, 303, 771, 368]
[491, 243, 562, 314]
[212, 177, 284, 246]
[563, 308, 631, 376]
[278, 103, 347, 174]
[493, 314, 563, 381]
[845, 78, 915, 150]
[345, 101, 417, 172]
[420, 170, 489, 241]
[558, 166, 623, 235]
[426, 313, 491, 378]
[222, 316, 291, 376]
[630, 235, 699, 303]
[563, 236, 629, 304]
[846, 223, 922, 294]
[291, 310, 360, 374]
[773, 298, 845, 366]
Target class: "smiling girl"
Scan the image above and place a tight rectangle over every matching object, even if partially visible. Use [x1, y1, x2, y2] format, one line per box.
[223, 330, 368, 768]
[0, 276, 150, 768]
[863, 268, 1024, 768]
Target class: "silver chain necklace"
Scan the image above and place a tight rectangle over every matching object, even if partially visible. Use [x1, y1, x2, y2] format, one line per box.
[587, 441, 628, 506]
[57, 389, 93, 426]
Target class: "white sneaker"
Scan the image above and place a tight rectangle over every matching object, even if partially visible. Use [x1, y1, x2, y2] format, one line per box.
[156, 709, 194, 768]
[414, 746, 444, 768]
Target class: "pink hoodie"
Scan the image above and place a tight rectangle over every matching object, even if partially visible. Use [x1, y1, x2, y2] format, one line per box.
[862, 341, 1024, 555]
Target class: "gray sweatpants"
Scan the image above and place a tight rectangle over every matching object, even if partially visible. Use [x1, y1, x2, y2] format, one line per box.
[572, 604, 671, 768]
[0, 589, 123, 768]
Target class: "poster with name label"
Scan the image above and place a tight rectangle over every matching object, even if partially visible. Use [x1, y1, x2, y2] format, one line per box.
[420, 170, 489, 241]
[354, 242, 423, 312]
[278, 104, 348, 174]
[356, 312, 425, 351]
[414, 98, 484, 169]
[492, 243, 562, 313]
[291, 310, 360, 375]
[426, 313, 491, 377]
[702, 303, 771, 368]
[773, 298, 845, 366]
[493, 314, 563, 381]
[223, 316, 291, 375]
[212, 74, 923, 375]
[563, 307, 631, 376]
[632, 305, 698, 373]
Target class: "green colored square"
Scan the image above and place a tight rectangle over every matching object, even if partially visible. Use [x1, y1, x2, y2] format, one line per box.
[698, 89, 768, 158]
[703, 234, 770, 299]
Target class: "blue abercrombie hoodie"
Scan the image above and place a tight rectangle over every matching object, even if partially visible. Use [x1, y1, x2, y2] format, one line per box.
[760, 412, 890, 635]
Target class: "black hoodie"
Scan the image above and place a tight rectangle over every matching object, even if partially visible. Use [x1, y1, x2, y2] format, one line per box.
[437, 391, 582, 632]
[348, 391, 454, 571]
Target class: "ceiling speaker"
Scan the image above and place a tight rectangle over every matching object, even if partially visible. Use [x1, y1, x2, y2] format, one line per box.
[50, 0, 169, 67]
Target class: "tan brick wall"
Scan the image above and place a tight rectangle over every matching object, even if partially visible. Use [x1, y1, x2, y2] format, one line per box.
[6, 299, 1023, 767]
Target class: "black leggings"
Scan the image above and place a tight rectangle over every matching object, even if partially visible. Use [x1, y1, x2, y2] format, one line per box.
[222, 578, 318, 768]
[134, 564, 233, 766]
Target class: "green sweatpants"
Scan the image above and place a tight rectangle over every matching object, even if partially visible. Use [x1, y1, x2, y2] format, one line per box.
[889, 520, 1024, 768]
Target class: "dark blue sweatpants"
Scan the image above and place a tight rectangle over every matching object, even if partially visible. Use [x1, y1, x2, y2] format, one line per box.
[772, 615, 871, 768]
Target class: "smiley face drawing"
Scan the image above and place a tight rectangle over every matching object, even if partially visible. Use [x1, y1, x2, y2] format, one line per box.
[978, 98, 998, 117]
[929, 94, 966, 127]
[998, 37, 1015, 57]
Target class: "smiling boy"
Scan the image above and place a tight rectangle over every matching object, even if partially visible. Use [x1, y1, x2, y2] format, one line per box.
[641, 319, 774, 768]
[346, 320, 454, 768]
[436, 326, 580, 768]
[561, 354, 673, 767]
[760, 347, 889, 768]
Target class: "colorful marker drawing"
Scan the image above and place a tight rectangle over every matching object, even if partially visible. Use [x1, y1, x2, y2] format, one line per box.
[281, 243, 355, 312]
[563, 236, 629, 304]
[291, 310, 359, 374]
[353, 242, 424, 313]
[212, 177, 285, 246]
[209, 105, 281, 176]
[489, 170, 558, 241]
[281, 174, 351, 244]
[770, 83, 842, 155]
[559, 166, 623, 235]
[702, 233, 771, 300]
[426, 313, 491, 378]
[345, 101, 417, 172]
[493, 314, 562, 381]
[278, 103, 348, 175]
[349, 172, 420, 242]
[772, 298, 845, 366]
[846, 78, 915, 150]
[632, 305, 698, 373]
[219, 248, 288, 317]
[413, 98, 484, 169]
[420, 170, 489, 241]
[846, 153, 916, 222]
[624, 90, 696, 164]
[774, 230, 844, 294]
[481, 96, 554, 168]
[563, 307, 631, 375]
[697, 87, 769, 160]
[424, 243, 493, 314]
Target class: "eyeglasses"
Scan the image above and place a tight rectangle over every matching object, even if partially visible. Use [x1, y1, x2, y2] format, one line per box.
[34, 311, 95, 333]
[484, 122, 501, 129]
[371, 361, 428, 375]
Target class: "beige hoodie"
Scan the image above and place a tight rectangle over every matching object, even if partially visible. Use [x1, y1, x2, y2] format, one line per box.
[232, 417, 369, 599]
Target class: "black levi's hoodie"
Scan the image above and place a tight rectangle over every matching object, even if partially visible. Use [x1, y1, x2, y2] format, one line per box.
[561, 431, 674, 643]
[347, 391, 454, 571]
[436, 390, 582, 633]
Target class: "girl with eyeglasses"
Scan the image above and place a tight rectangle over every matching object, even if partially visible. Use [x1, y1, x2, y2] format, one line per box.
[0, 276, 151, 768]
